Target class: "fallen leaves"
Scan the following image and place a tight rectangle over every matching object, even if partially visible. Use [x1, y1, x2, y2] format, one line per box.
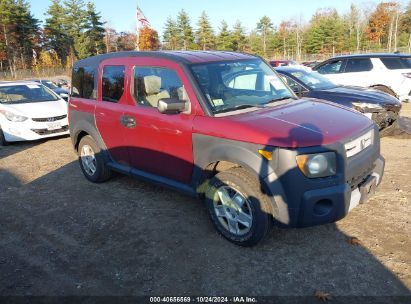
[315, 290, 333, 301]
[347, 236, 361, 246]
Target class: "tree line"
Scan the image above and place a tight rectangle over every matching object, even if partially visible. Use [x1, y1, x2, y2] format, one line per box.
[0, 0, 410, 78]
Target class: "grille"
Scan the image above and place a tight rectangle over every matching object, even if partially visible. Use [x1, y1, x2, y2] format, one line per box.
[31, 125, 69, 135]
[32, 115, 67, 122]
[344, 130, 374, 158]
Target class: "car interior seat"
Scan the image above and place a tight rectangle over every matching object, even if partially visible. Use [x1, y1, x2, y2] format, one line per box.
[143, 75, 170, 107]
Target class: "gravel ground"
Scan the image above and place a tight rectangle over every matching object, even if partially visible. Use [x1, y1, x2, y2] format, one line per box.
[0, 104, 410, 297]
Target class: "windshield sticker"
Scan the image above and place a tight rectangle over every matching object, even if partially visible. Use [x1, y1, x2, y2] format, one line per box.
[26, 84, 40, 89]
[212, 99, 224, 106]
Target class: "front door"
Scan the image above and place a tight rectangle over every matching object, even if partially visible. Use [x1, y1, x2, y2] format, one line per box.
[122, 58, 196, 184]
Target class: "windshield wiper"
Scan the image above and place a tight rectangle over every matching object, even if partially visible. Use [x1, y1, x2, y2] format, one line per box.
[263, 96, 294, 105]
[214, 103, 266, 114]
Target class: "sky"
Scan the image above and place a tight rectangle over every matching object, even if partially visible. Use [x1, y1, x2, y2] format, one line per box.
[29, 0, 408, 36]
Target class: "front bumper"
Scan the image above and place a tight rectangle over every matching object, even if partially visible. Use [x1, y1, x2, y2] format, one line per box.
[262, 126, 384, 228]
[1, 117, 69, 142]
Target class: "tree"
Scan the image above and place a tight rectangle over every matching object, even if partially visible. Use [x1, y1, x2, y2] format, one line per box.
[138, 26, 160, 51]
[163, 17, 179, 50]
[62, 0, 88, 58]
[256, 16, 273, 56]
[177, 9, 194, 50]
[44, 0, 71, 63]
[196, 11, 215, 50]
[231, 21, 247, 52]
[84, 2, 105, 55]
[216, 20, 233, 50]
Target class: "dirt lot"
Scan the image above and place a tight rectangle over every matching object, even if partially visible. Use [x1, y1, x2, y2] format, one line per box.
[0, 105, 410, 298]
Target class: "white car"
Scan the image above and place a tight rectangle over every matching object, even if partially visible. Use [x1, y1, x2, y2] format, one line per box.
[0, 81, 69, 145]
[313, 54, 411, 103]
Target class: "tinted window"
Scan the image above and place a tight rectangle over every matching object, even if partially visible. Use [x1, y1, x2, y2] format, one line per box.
[133, 67, 188, 108]
[102, 66, 125, 103]
[344, 58, 373, 72]
[280, 75, 304, 92]
[317, 60, 344, 74]
[380, 57, 411, 69]
[72, 66, 95, 99]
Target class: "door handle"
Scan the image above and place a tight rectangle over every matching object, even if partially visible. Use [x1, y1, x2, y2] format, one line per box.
[120, 115, 137, 128]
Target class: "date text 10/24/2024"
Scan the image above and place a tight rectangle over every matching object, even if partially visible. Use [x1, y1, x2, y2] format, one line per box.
[150, 297, 257, 303]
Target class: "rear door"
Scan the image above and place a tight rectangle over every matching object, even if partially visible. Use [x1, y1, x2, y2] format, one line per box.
[338, 58, 374, 87]
[121, 58, 198, 184]
[94, 64, 130, 165]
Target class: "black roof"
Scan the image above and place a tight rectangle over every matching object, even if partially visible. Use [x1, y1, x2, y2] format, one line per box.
[73, 51, 257, 68]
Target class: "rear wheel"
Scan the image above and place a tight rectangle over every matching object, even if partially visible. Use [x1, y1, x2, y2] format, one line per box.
[205, 167, 273, 247]
[78, 135, 111, 183]
[0, 127, 8, 146]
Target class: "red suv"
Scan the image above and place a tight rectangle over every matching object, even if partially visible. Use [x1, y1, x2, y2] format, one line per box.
[69, 51, 385, 246]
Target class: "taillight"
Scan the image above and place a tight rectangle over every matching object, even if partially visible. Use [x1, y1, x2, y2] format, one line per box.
[402, 73, 411, 79]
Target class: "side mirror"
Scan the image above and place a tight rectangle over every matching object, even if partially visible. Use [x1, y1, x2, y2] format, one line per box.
[158, 98, 187, 114]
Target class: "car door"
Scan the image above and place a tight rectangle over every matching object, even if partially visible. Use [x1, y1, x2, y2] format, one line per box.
[338, 58, 374, 87]
[315, 59, 346, 84]
[121, 58, 197, 184]
[94, 64, 131, 166]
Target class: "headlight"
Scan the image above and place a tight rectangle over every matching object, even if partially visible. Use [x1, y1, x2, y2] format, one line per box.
[296, 152, 336, 178]
[0, 110, 28, 122]
[352, 102, 383, 112]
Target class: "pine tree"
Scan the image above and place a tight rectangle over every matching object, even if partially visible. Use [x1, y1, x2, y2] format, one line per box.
[256, 16, 273, 56]
[63, 0, 88, 58]
[84, 2, 105, 55]
[163, 17, 179, 50]
[177, 9, 194, 50]
[196, 11, 215, 50]
[216, 20, 233, 50]
[231, 21, 247, 52]
[44, 0, 70, 64]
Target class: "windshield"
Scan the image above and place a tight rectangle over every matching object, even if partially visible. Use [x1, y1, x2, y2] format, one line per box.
[43, 81, 58, 89]
[290, 70, 337, 90]
[0, 84, 60, 104]
[190, 59, 294, 114]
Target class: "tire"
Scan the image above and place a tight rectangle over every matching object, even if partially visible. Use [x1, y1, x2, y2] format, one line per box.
[0, 127, 8, 146]
[205, 167, 273, 247]
[78, 135, 111, 183]
[372, 85, 397, 97]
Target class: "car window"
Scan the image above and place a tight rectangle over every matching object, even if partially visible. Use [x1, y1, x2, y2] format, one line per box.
[0, 84, 60, 104]
[133, 67, 188, 108]
[317, 60, 344, 74]
[227, 72, 258, 90]
[279, 74, 304, 92]
[72, 66, 95, 99]
[380, 57, 411, 70]
[344, 58, 373, 73]
[102, 66, 125, 103]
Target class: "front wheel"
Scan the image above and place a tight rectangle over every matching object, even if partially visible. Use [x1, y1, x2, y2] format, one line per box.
[78, 135, 111, 183]
[205, 168, 273, 247]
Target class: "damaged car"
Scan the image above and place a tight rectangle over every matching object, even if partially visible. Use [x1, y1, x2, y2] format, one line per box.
[276, 67, 402, 136]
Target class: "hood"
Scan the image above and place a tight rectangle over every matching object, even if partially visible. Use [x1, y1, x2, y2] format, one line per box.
[52, 87, 69, 94]
[312, 86, 401, 107]
[2, 99, 68, 119]
[193, 99, 374, 148]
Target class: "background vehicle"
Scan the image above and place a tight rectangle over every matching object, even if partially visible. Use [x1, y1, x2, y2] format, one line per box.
[0, 81, 69, 145]
[312, 53, 411, 103]
[269, 60, 298, 67]
[276, 67, 402, 135]
[69, 51, 384, 246]
[31, 79, 70, 101]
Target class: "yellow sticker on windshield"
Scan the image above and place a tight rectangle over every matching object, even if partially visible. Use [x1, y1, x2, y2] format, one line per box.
[212, 99, 224, 106]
